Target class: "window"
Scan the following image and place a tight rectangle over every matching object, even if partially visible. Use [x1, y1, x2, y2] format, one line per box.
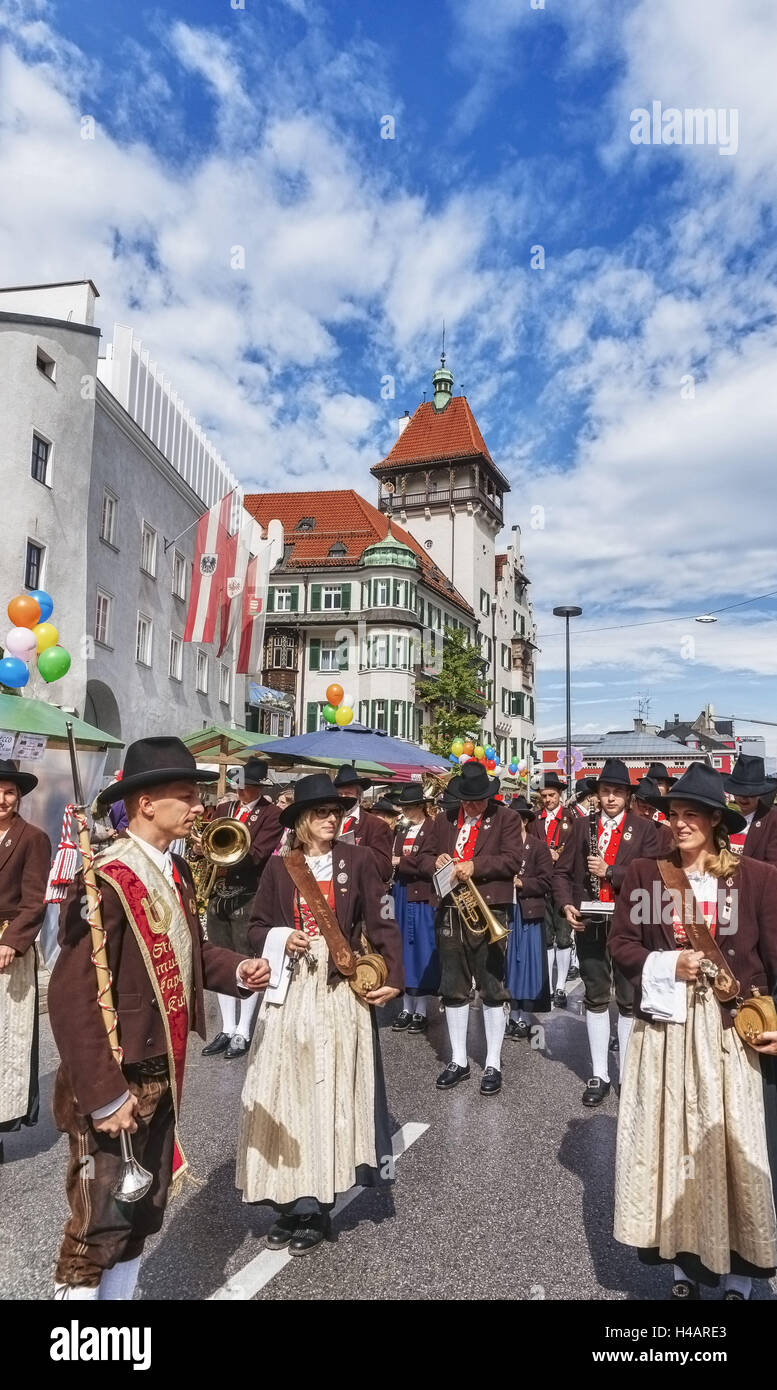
[392, 635, 409, 669]
[310, 582, 349, 612]
[196, 650, 208, 693]
[276, 588, 293, 612]
[140, 523, 157, 577]
[37, 347, 55, 380]
[712, 756, 722, 769]
[374, 699, 387, 732]
[95, 591, 112, 646]
[320, 643, 341, 673]
[219, 663, 231, 704]
[295, 516, 316, 532]
[371, 635, 389, 668]
[172, 550, 187, 600]
[328, 542, 347, 557]
[31, 433, 50, 485]
[271, 639, 296, 669]
[136, 613, 152, 665]
[100, 489, 118, 546]
[323, 585, 342, 611]
[169, 633, 183, 681]
[375, 579, 390, 606]
[480, 588, 490, 617]
[501, 643, 510, 670]
[25, 540, 44, 590]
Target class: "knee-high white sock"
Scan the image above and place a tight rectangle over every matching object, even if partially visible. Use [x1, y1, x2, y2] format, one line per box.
[617, 1014, 634, 1080]
[445, 1004, 470, 1067]
[723, 1273, 752, 1298]
[555, 947, 571, 992]
[235, 989, 259, 1041]
[53, 1283, 99, 1301]
[402, 993, 414, 1014]
[483, 1004, 506, 1070]
[586, 1009, 611, 1083]
[413, 995, 428, 1018]
[547, 948, 555, 989]
[98, 1255, 141, 1301]
[218, 993, 237, 1034]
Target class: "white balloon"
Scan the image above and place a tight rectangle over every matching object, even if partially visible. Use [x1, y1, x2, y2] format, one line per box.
[4, 626, 36, 659]
[343, 691, 356, 709]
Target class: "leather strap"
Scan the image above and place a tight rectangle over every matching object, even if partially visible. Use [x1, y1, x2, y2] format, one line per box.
[657, 858, 740, 1002]
[283, 849, 356, 978]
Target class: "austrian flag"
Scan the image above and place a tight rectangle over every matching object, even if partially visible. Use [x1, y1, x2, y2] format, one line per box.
[183, 491, 233, 644]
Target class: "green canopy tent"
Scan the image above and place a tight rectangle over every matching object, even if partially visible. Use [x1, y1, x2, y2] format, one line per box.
[0, 693, 123, 749]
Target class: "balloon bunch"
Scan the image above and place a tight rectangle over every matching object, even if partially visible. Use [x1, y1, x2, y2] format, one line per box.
[448, 737, 502, 773]
[507, 758, 528, 780]
[0, 590, 72, 690]
[321, 683, 355, 727]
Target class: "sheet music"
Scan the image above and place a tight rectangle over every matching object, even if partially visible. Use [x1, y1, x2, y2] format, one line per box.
[433, 860, 458, 900]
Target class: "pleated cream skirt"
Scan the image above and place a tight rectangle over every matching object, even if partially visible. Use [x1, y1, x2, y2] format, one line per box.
[236, 935, 378, 1206]
[0, 948, 36, 1127]
[615, 983, 777, 1275]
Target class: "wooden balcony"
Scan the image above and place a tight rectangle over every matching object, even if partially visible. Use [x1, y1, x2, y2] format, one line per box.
[380, 485, 503, 525]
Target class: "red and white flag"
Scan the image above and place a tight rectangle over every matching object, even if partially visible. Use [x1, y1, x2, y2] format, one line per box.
[236, 543, 272, 674]
[184, 491, 233, 644]
[217, 519, 252, 656]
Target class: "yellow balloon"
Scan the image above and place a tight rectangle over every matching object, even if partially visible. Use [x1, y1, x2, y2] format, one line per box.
[335, 705, 353, 726]
[34, 622, 59, 653]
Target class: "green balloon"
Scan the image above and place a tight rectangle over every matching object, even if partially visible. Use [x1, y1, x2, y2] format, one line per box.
[38, 645, 71, 683]
[322, 703, 337, 724]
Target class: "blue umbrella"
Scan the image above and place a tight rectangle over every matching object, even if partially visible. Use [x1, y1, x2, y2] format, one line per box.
[249, 723, 447, 778]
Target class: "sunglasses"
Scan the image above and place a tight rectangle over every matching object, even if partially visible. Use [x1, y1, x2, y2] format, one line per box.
[310, 806, 341, 820]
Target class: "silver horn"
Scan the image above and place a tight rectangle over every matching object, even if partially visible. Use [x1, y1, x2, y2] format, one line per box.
[112, 1131, 153, 1203]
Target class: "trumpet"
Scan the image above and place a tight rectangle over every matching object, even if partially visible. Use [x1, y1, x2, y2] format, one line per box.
[450, 876, 510, 944]
[190, 816, 251, 909]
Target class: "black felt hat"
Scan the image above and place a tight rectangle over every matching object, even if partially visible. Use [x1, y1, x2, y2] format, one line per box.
[448, 760, 500, 801]
[646, 762, 675, 785]
[632, 776, 664, 807]
[725, 753, 777, 801]
[594, 759, 633, 790]
[279, 773, 355, 829]
[370, 797, 401, 818]
[96, 737, 218, 808]
[333, 764, 372, 792]
[0, 759, 38, 796]
[395, 782, 432, 807]
[541, 771, 567, 791]
[574, 776, 599, 801]
[663, 764, 746, 833]
[510, 795, 536, 821]
[240, 757, 269, 786]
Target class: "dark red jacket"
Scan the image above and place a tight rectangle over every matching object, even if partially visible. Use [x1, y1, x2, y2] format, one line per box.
[530, 805, 577, 857]
[392, 817, 434, 903]
[553, 810, 662, 910]
[247, 841, 404, 991]
[609, 855, 777, 1029]
[416, 802, 523, 908]
[50, 855, 248, 1116]
[516, 831, 554, 921]
[743, 803, 777, 867]
[345, 808, 393, 884]
[0, 816, 51, 955]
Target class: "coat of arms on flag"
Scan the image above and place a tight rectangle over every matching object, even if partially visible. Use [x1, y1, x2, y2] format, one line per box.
[227, 576, 244, 599]
[200, 553, 218, 576]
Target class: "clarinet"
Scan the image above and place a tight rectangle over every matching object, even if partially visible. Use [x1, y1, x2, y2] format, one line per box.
[588, 810, 601, 901]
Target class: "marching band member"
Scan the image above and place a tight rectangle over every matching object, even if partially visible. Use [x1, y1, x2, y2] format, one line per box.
[645, 762, 674, 797]
[390, 782, 439, 1035]
[555, 759, 662, 1107]
[417, 761, 522, 1095]
[237, 774, 402, 1255]
[632, 777, 674, 853]
[334, 765, 393, 883]
[370, 796, 402, 832]
[505, 796, 552, 1039]
[0, 761, 51, 1158]
[530, 772, 576, 1008]
[200, 758, 282, 1060]
[725, 753, 777, 865]
[610, 765, 777, 1300]
[49, 738, 268, 1300]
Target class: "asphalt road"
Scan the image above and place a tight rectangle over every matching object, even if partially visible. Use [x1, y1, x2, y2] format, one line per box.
[3, 986, 775, 1302]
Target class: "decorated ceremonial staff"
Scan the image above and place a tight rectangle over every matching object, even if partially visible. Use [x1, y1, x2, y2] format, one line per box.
[48, 738, 269, 1301]
[554, 758, 662, 1108]
[198, 758, 282, 1060]
[530, 772, 576, 1008]
[0, 761, 51, 1158]
[390, 782, 439, 1035]
[334, 765, 393, 882]
[416, 761, 522, 1095]
[505, 797, 553, 1039]
[725, 753, 777, 865]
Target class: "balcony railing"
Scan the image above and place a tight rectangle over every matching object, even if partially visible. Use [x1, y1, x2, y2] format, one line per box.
[380, 486, 503, 519]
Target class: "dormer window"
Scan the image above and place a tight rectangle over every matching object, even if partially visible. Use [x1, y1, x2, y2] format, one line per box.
[328, 542, 347, 556]
[296, 517, 316, 532]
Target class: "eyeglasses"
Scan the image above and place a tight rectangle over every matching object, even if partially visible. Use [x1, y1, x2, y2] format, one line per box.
[310, 806, 340, 820]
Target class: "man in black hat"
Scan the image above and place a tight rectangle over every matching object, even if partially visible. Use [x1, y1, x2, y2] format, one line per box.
[198, 757, 282, 1059]
[726, 753, 777, 865]
[530, 771, 576, 1008]
[0, 761, 51, 1158]
[49, 737, 270, 1301]
[333, 765, 393, 883]
[416, 761, 522, 1095]
[646, 763, 675, 798]
[632, 776, 674, 854]
[554, 758, 662, 1107]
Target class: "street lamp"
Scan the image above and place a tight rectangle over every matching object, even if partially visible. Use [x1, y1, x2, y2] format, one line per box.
[553, 605, 583, 800]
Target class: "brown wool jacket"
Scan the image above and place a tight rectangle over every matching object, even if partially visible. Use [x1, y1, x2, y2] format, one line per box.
[553, 810, 662, 911]
[0, 816, 51, 955]
[515, 831, 554, 921]
[392, 818, 434, 903]
[742, 804, 777, 868]
[415, 802, 524, 908]
[345, 808, 393, 884]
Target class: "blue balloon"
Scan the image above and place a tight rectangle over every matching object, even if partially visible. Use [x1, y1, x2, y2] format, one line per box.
[449, 754, 459, 764]
[27, 588, 53, 622]
[485, 746, 495, 760]
[509, 762, 518, 774]
[0, 656, 29, 688]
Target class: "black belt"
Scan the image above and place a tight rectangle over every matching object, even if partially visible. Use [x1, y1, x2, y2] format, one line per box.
[125, 1055, 168, 1079]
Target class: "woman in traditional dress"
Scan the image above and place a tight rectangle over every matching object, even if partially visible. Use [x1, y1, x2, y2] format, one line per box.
[390, 783, 439, 1036]
[610, 764, 777, 1300]
[237, 774, 403, 1255]
[505, 797, 553, 1039]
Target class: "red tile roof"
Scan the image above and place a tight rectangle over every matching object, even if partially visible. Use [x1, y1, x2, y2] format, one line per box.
[243, 489, 474, 615]
[372, 396, 509, 490]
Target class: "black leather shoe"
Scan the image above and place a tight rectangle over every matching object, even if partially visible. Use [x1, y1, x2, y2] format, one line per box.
[392, 1010, 413, 1031]
[554, 989, 567, 1009]
[201, 1031, 231, 1056]
[582, 1077, 611, 1107]
[408, 1013, 428, 1034]
[436, 1062, 470, 1090]
[567, 963, 580, 980]
[224, 1034, 249, 1059]
[265, 1215, 297, 1250]
[480, 1066, 502, 1095]
[506, 1019, 530, 1040]
[288, 1214, 330, 1256]
[671, 1279, 699, 1300]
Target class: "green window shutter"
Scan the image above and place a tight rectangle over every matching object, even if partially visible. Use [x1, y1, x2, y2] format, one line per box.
[290, 587, 299, 612]
[267, 587, 275, 613]
[311, 584, 322, 611]
[338, 639, 349, 672]
[309, 638, 321, 671]
[362, 581, 370, 610]
[306, 701, 319, 732]
[341, 583, 351, 610]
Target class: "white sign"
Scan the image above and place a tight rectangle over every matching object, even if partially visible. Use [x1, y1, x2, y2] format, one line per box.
[0, 730, 16, 759]
[13, 733, 47, 762]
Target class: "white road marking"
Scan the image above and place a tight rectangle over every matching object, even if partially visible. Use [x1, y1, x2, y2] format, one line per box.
[209, 1121, 429, 1301]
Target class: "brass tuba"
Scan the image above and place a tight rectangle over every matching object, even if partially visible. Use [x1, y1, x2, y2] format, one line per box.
[450, 877, 510, 944]
[192, 816, 251, 908]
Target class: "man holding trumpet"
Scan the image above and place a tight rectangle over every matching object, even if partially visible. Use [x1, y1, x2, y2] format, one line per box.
[49, 737, 270, 1302]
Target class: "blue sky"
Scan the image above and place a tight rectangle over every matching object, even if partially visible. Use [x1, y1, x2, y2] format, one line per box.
[1, 0, 776, 748]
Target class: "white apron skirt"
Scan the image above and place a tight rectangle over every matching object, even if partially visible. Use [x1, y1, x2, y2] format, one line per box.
[0, 947, 38, 1129]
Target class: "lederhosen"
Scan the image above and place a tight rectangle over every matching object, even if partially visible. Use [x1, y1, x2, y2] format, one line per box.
[437, 813, 509, 1008]
[541, 809, 574, 951]
[576, 812, 634, 1017]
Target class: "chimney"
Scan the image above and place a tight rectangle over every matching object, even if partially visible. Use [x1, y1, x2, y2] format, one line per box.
[634, 717, 645, 733]
[397, 410, 410, 437]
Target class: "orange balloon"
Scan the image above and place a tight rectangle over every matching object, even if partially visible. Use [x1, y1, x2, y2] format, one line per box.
[462, 741, 475, 756]
[8, 594, 41, 629]
[325, 683, 344, 707]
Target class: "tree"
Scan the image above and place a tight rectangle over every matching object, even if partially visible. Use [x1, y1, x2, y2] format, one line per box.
[415, 626, 485, 754]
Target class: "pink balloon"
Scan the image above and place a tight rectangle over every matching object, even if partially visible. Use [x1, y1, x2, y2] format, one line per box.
[4, 626, 36, 659]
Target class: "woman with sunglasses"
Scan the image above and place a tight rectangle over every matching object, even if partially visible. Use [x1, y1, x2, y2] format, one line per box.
[236, 774, 403, 1255]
